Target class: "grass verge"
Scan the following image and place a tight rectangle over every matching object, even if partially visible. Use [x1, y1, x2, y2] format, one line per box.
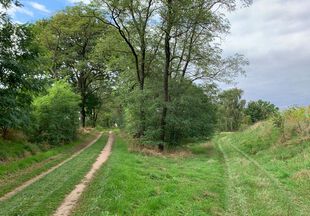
[214, 121, 310, 215]
[0, 131, 98, 197]
[0, 134, 108, 216]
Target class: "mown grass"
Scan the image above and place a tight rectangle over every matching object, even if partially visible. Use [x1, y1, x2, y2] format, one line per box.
[0, 134, 108, 216]
[72, 120, 309, 216]
[1, 116, 308, 216]
[0, 131, 98, 197]
[215, 121, 310, 215]
[73, 135, 226, 216]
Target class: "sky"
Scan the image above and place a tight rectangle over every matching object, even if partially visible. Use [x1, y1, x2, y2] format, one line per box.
[222, 0, 310, 109]
[5, 0, 310, 109]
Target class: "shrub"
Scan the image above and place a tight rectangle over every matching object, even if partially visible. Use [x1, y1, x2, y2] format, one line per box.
[31, 81, 80, 145]
[245, 100, 279, 123]
[282, 106, 310, 138]
[272, 112, 284, 131]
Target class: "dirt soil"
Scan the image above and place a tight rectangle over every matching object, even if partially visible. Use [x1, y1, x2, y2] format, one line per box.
[53, 132, 114, 216]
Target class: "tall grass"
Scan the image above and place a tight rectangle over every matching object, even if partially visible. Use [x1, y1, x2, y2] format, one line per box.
[273, 106, 310, 142]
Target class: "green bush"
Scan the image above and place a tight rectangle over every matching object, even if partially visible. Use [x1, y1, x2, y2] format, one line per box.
[245, 100, 279, 123]
[272, 112, 284, 131]
[282, 106, 310, 138]
[165, 82, 217, 145]
[122, 80, 217, 146]
[31, 81, 80, 145]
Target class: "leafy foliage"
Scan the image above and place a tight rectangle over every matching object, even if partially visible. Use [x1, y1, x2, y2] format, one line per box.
[31, 81, 80, 145]
[245, 100, 279, 123]
[280, 106, 310, 139]
[0, 7, 42, 138]
[34, 5, 112, 127]
[164, 81, 217, 145]
[217, 88, 246, 131]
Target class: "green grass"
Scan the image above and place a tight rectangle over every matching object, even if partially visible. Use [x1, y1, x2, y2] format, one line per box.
[1, 120, 309, 216]
[0, 131, 98, 197]
[0, 138, 41, 161]
[72, 135, 226, 216]
[0, 134, 108, 216]
[74, 121, 309, 216]
[215, 121, 310, 215]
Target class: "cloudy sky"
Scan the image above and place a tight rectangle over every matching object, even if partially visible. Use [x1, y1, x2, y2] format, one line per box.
[222, 0, 310, 109]
[5, 0, 310, 109]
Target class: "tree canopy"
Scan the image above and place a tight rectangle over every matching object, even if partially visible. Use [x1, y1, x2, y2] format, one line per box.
[0, 1, 255, 148]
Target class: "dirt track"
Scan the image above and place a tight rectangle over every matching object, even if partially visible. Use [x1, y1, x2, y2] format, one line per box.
[0, 132, 103, 202]
[53, 131, 114, 216]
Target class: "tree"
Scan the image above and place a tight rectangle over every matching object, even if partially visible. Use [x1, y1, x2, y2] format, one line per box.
[92, 0, 162, 137]
[0, 2, 42, 138]
[35, 5, 110, 127]
[164, 80, 217, 144]
[92, 0, 251, 147]
[31, 81, 80, 145]
[217, 88, 246, 131]
[245, 100, 279, 123]
[158, 0, 250, 144]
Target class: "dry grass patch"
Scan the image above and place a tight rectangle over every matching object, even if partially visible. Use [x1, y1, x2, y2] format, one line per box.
[292, 169, 310, 181]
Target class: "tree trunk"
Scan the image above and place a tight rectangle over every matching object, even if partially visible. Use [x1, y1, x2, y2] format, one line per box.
[81, 106, 86, 128]
[1, 127, 8, 139]
[138, 79, 146, 137]
[160, 0, 173, 149]
[81, 91, 86, 128]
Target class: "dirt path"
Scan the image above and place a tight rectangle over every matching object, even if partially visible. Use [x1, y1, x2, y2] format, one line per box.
[0, 132, 103, 202]
[53, 131, 114, 216]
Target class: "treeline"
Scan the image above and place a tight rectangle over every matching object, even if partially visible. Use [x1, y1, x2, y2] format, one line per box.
[2, 0, 281, 149]
[217, 88, 279, 131]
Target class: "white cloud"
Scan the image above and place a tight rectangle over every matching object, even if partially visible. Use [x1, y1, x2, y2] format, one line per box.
[220, 0, 310, 108]
[222, 0, 310, 58]
[29, 2, 50, 13]
[7, 4, 34, 17]
[67, 0, 91, 4]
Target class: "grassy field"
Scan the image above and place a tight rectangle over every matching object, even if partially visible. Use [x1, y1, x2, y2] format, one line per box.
[0, 119, 309, 215]
[72, 135, 226, 216]
[0, 131, 98, 197]
[216, 121, 310, 216]
[72, 121, 309, 216]
[0, 134, 108, 216]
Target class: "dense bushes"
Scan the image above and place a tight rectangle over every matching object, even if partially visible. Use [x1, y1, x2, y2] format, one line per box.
[245, 100, 279, 123]
[31, 81, 80, 145]
[122, 80, 217, 146]
[273, 106, 310, 139]
[165, 83, 217, 144]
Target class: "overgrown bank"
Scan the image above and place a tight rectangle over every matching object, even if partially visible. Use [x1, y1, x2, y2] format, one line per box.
[0, 134, 108, 215]
[213, 107, 310, 215]
[0, 129, 99, 197]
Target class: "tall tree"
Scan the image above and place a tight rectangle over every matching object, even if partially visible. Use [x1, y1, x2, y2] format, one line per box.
[92, 0, 252, 146]
[0, 1, 42, 138]
[217, 88, 246, 131]
[92, 0, 162, 136]
[158, 0, 250, 144]
[35, 5, 110, 127]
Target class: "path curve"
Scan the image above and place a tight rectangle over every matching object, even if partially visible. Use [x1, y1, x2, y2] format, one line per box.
[53, 131, 114, 216]
[0, 132, 103, 202]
